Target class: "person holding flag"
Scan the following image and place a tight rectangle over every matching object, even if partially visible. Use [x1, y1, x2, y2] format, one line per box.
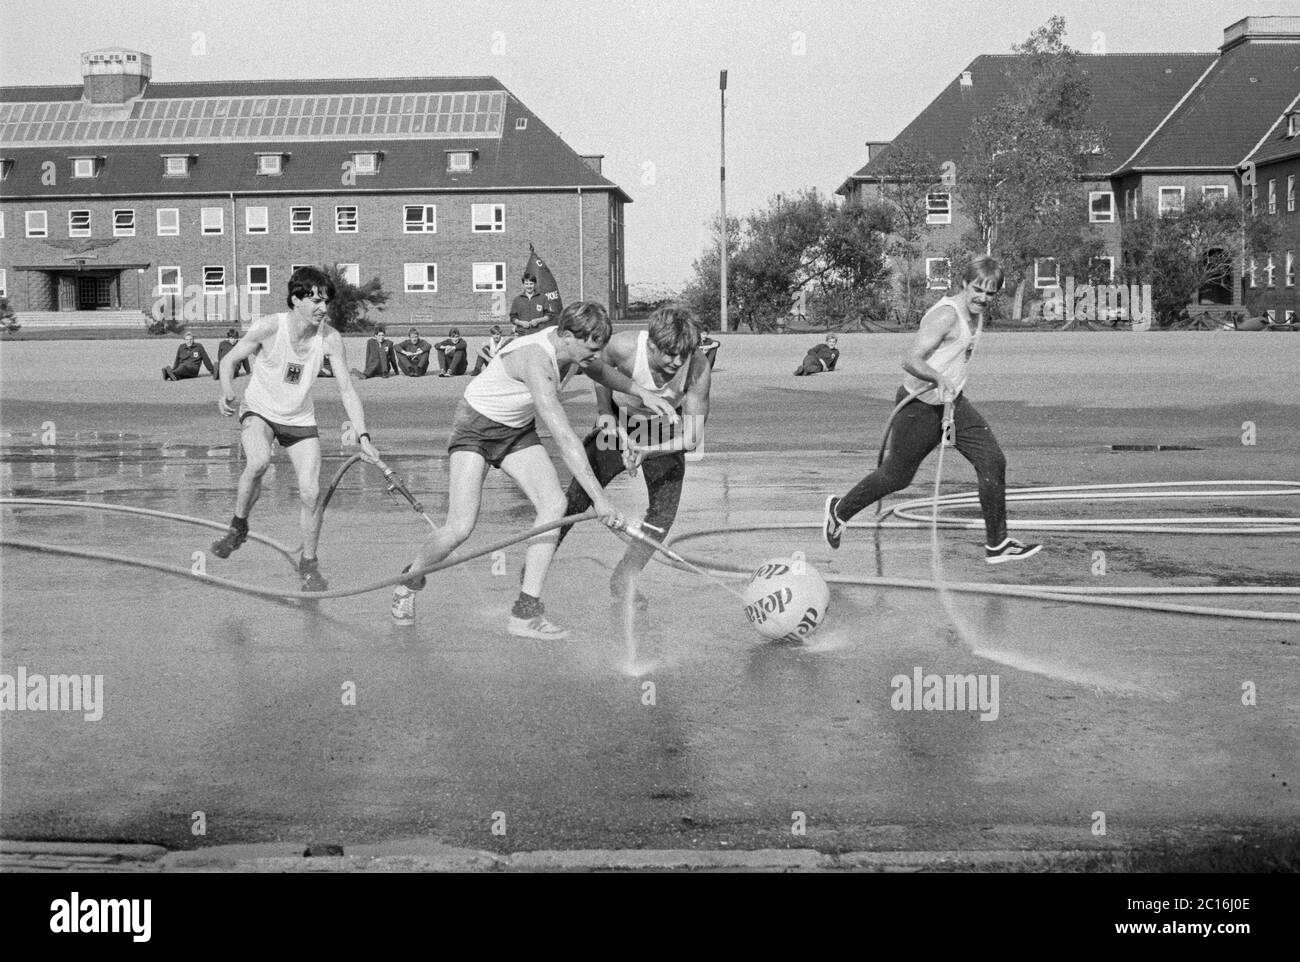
[509, 245, 563, 336]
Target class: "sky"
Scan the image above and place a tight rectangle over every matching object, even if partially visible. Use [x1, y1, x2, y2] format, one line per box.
[1, 0, 1293, 289]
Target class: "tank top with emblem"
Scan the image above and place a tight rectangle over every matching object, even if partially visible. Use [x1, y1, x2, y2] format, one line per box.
[242, 312, 328, 426]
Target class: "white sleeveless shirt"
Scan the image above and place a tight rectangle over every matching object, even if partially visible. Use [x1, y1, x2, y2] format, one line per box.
[242, 313, 328, 426]
[463, 328, 575, 428]
[611, 331, 691, 418]
[902, 295, 981, 405]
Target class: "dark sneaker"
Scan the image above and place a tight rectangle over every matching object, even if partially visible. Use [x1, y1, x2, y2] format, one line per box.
[210, 525, 247, 558]
[298, 555, 328, 591]
[823, 496, 846, 550]
[985, 537, 1042, 564]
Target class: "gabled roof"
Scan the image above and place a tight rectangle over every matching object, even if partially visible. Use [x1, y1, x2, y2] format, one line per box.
[1121, 42, 1300, 171]
[0, 76, 629, 201]
[838, 52, 1216, 194]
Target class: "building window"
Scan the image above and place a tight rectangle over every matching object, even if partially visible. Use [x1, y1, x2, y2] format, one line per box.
[404, 205, 436, 233]
[351, 152, 378, 174]
[472, 262, 507, 292]
[0, 269, 6, 298]
[1248, 258, 1257, 288]
[201, 207, 224, 235]
[471, 203, 504, 232]
[203, 265, 226, 291]
[1250, 184, 1257, 216]
[157, 208, 179, 236]
[68, 210, 91, 238]
[515, 117, 528, 130]
[157, 267, 181, 295]
[446, 150, 474, 172]
[0, 212, 4, 238]
[245, 206, 268, 234]
[1289, 175, 1296, 212]
[26, 210, 48, 238]
[1034, 257, 1060, 289]
[1089, 191, 1115, 223]
[1286, 250, 1295, 287]
[1203, 185, 1228, 203]
[404, 263, 438, 292]
[112, 209, 135, 237]
[0, 158, 11, 181]
[1287, 310, 1296, 323]
[1158, 187, 1183, 216]
[1265, 309, 1276, 323]
[1091, 256, 1115, 281]
[337, 263, 360, 286]
[335, 206, 358, 233]
[926, 192, 951, 225]
[290, 207, 313, 233]
[162, 155, 190, 177]
[1265, 254, 1276, 287]
[256, 153, 283, 176]
[1268, 179, 1277, 215]
[925, 257, 950, 289]
[246, 265, 270, 294]
[71, 157, 98, 179]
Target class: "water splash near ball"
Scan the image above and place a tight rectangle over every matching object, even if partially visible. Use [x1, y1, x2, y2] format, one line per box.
[742, 555, 830, 643]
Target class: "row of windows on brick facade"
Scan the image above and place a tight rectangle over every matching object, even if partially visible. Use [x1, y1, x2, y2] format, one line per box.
[923, 180, 1296, 226]
[920, 251, 1299, 291]
[0, 150, 482, 181]
[4, 204, 506, 238]
[139, 262, 511, 299]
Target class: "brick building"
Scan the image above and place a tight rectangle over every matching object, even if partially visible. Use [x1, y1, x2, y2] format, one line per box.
[837, 16, 1300, 320]
[0, 49, 630, 330]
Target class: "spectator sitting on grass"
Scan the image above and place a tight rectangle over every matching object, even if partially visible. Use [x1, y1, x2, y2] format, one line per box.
[214, 328, 251, 379]
[351, 328, 397, 379]
[472, 325, 510, 375]
[793, 334, 839, 376]
[163, 330, 215, 381]
[395, 328, 432, 376]
[435, 328, 469, 377]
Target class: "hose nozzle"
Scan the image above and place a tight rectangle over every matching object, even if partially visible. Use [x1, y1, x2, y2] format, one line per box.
[374, 458, 424, 514]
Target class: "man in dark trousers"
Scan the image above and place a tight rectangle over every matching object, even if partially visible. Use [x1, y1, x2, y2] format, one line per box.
[351, 328, 397, 379]
[394, 328, 432, 376]
[435, 328, 469, 376]
[214, 328, 251, 379]
[509, 272, 557, 336]
[794, 334, 840, 375]
[163, 330, 215, 380]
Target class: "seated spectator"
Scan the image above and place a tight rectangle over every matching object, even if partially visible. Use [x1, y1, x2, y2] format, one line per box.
[435, 328, 469, 377]
[213, 328, 250, 379]
[163, 330, 215, 381]
[394, 328, 433, 376]
[698, 333, 720, 370]
[351, 328, 397, 379]
[793, 334, 839, 376]
[471, 325, 511, 375]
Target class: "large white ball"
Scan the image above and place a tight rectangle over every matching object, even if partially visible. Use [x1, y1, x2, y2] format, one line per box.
[742, 556, 831, 642]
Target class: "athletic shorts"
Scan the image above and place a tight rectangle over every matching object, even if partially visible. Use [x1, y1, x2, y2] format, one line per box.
[239, 409, 319, 448]
[447, 399, 540, 469]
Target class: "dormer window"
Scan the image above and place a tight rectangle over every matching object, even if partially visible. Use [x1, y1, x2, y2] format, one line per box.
[446, 150, 476, 173]
[1288, 112, 1300, 138]
[71, 156, 101, 179]
[0, 158, 11, 181]
[352, 151, 380, 174]
[162, 154, 192, 178]
[515, 117, 528, 130]
[256, 152, 284, 176]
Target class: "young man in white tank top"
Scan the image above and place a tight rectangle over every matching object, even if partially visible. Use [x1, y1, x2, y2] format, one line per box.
[822, 256, 1041, 564]
[391, 301, 681, 639]
[212, 267, 381, 590]
[552, 306, 712, 608]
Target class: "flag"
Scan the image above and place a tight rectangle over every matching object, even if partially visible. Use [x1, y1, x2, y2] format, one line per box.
[527, 244, 563, 317]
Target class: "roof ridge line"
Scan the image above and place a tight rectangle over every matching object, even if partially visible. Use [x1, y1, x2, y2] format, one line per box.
[1112, 57, 1221, 174]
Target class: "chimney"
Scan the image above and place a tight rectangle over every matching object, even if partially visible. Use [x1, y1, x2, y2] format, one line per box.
[580, 154, 604, 175]
[864, 140, 890, 162]
[81, 48, 151, 104]
[959, 70, 973, 90]
[1221, 16, 1300, 52]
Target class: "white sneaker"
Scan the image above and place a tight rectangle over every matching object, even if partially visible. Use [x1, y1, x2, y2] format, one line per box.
[391, 586, 416, 625]
[507, 614, 570, 640]
[985, 537, 1043, 564]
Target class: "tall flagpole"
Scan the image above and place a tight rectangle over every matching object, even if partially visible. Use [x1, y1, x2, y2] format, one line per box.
[719, 69, 729, 334]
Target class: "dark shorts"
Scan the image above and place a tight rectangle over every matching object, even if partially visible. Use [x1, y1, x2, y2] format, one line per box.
[239, 410, 320, 449]
[447, 399, 541, 469]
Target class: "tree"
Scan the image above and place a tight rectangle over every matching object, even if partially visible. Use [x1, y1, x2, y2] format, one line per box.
[681, 214, 741, 331]
[953, 16, 1107, 304]
[863, 141, 945, 325]
[320, 264, 390, 332]
[1122, 195, 1275, 326]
